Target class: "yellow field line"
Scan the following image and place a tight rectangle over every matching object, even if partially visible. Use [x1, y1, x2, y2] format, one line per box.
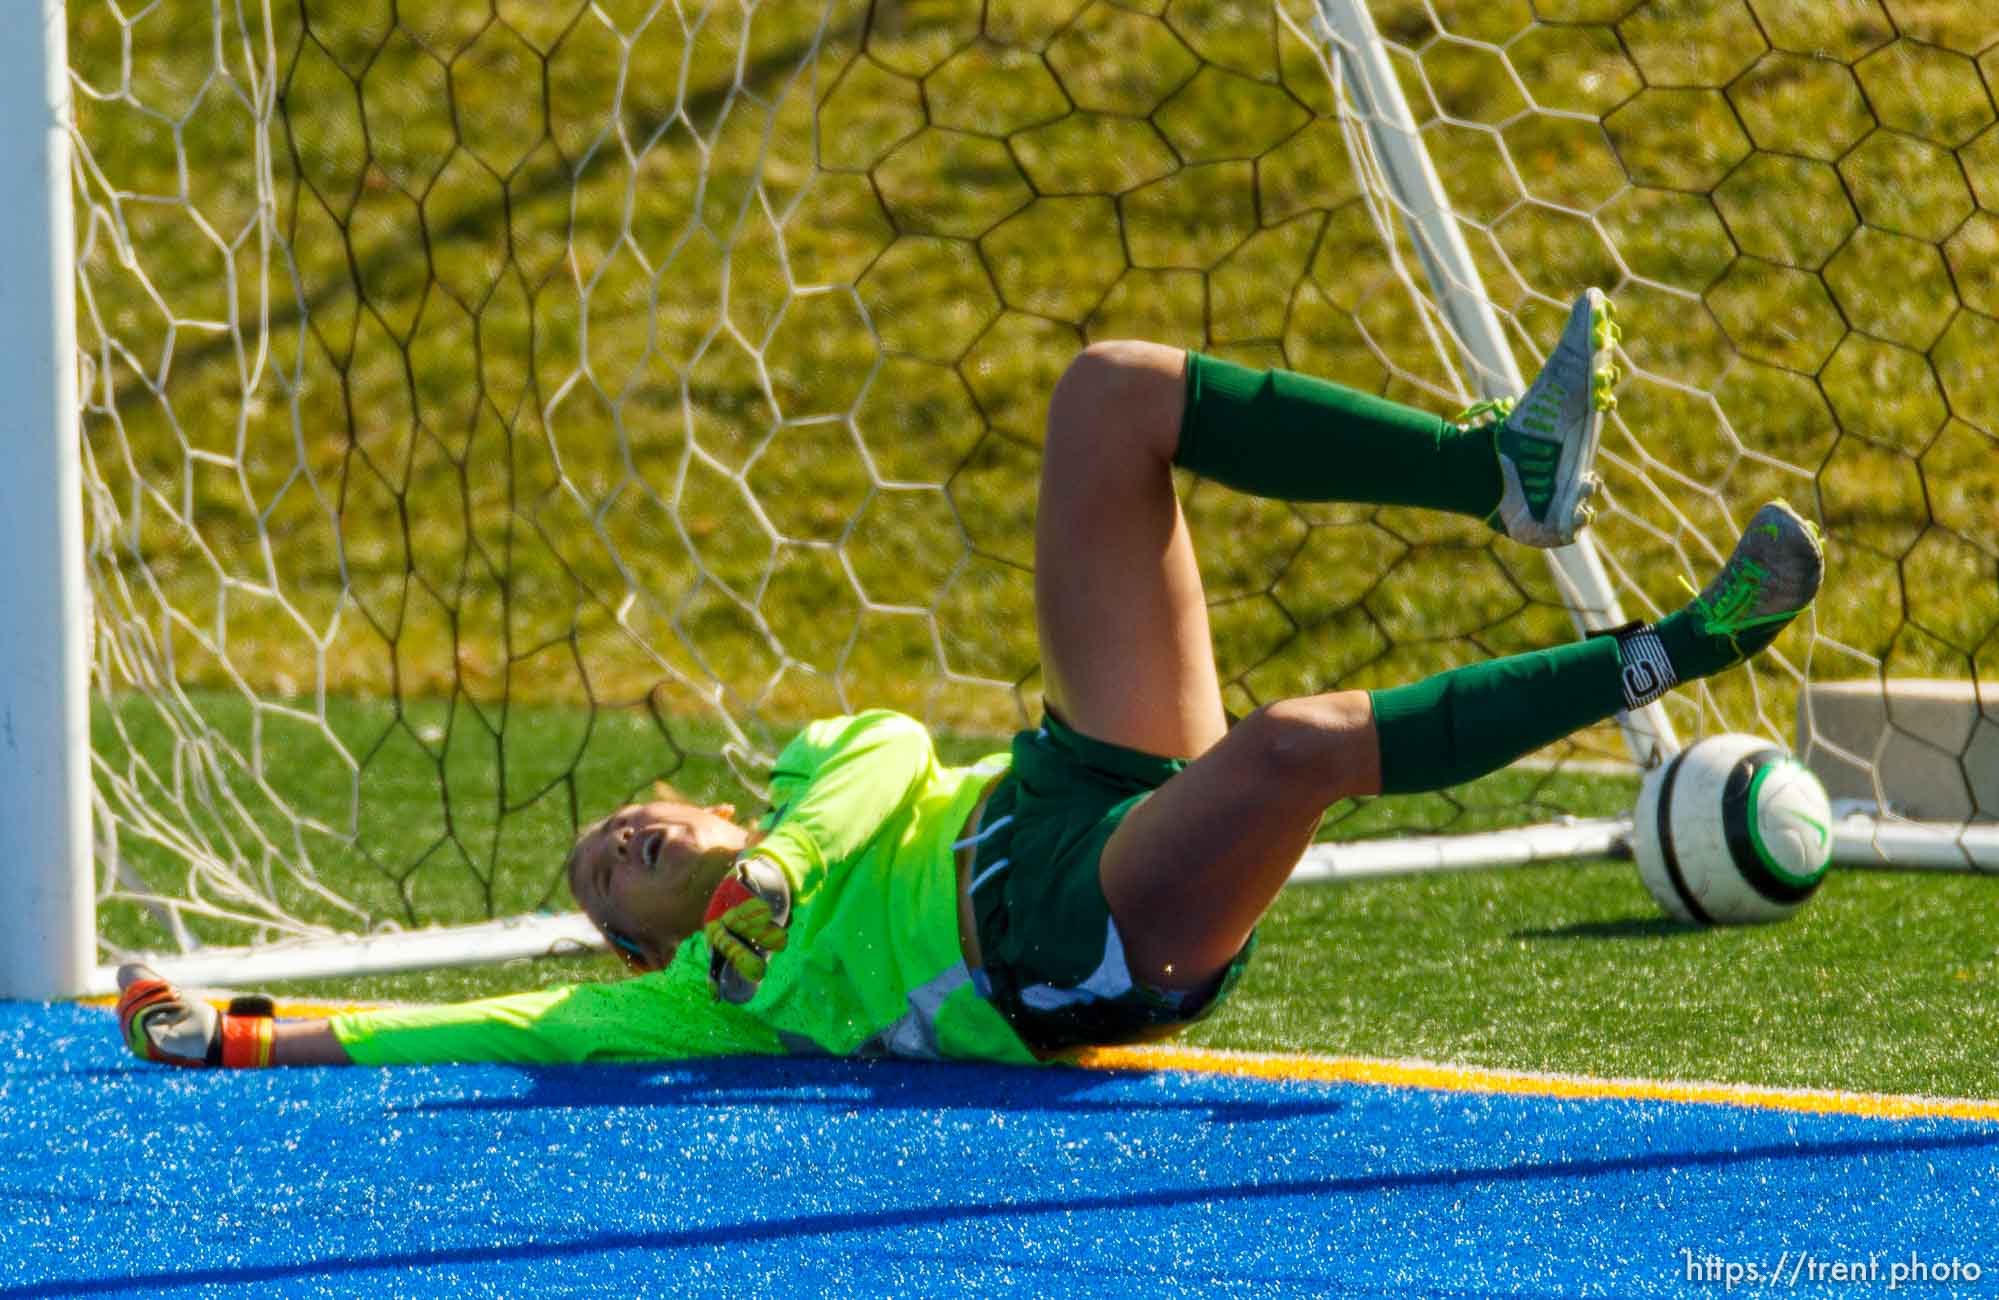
[83, 994, 1999, 1120]
[1074, 1043, 1999, 1122]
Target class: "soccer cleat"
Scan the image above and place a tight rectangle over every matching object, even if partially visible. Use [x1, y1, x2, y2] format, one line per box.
[1677, 500, 1825, 670]
[1458, 288, 1621, 548]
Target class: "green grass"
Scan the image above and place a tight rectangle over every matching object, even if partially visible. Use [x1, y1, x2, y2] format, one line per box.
[94, 684, 1032, 951]
[1205, 858, 1999, 1098]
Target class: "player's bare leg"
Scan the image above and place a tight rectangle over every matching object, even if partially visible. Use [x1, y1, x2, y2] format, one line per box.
[1094, 689, 1382, 992]
[1038, 309, 1813, 998]
[1032, 340, 1231, 762]
[1034, 341, 1377, 992]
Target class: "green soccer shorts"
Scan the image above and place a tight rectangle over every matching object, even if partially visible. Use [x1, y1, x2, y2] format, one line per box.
[968, 708, 1257, 1054]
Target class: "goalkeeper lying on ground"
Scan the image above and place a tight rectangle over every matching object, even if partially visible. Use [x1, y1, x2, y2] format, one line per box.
[117, 291, 1824, 1069]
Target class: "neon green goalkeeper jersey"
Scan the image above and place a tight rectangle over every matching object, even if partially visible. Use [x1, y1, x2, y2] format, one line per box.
[329, 711, 1039, 1066]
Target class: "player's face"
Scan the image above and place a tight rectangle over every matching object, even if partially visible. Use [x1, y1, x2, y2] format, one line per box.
[569, 800, 748, 969]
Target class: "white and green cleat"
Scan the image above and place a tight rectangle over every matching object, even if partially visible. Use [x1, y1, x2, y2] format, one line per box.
[1456, 288, 1621, 548]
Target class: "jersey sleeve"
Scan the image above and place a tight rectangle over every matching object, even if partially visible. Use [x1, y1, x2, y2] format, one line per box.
[327, 957, 784, 1066]
[753, 710, 935, 896]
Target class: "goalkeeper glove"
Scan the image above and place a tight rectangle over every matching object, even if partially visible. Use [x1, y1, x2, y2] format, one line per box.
[116, 964, 277, 1069]
[702, 857, 791, 1004]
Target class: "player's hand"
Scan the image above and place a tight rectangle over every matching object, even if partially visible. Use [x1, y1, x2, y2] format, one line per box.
[702, 858, 791, 1004]
[115, 964, 277, 1068]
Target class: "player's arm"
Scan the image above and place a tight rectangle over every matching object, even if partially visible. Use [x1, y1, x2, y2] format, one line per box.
[331, 965, 783, 1065]
[117, 954, 783, 1068]
[274, 1020, 354, 1065]
[115, 964, 353, 1068]
[696, 712, 937, 1001]
[753, 709, 936, 894]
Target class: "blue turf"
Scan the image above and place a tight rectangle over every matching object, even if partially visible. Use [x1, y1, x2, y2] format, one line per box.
[7, 1002, 1997, 1298]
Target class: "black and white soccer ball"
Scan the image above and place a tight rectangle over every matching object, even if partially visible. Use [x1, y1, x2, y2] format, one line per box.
[1633, 734, 1835, 925]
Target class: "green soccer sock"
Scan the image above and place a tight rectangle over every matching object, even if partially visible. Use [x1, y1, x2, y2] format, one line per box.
[1368, 635, 1632, 796]
[1175, 351, 1504, 520]
[1366, 571, 1811, 794]
[1651, 603, 1756, 683]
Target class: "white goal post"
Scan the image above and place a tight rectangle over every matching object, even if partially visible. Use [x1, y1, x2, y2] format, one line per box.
[1314, 0, 1675, 768]
[0, 0, 91, 1000]
[8, 0, 1997, 1000]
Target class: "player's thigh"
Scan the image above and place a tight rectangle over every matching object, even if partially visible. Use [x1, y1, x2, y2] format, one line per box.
[1033, 341, 1227, 760]
[1098, 693, 1378, 989]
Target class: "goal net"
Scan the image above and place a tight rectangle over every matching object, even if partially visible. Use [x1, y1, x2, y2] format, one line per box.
[52, 0, 1998, 988]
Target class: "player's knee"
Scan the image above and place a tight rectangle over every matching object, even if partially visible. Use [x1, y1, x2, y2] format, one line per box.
[1052, 341, 1154, 422]
[1049, 340, 1183, 458]
[1244, 695, 1374, 798]
[1242, 700, 1330, 777]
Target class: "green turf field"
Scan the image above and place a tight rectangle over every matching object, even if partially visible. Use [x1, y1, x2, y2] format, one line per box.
[66, 0, 1999, 1098]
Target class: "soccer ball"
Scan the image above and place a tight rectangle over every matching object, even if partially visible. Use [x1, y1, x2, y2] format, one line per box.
[1633, 734, 1835, 925]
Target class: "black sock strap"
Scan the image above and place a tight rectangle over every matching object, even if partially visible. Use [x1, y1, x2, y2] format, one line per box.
[1591, 620, 1678, 710]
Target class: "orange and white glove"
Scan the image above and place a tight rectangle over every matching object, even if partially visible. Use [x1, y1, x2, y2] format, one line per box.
[702, 858, 792, 1004]
[116, 964, 276, 1069]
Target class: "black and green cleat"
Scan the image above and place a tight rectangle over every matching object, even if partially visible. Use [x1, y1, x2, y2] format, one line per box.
[1664, 500, 1826, 679]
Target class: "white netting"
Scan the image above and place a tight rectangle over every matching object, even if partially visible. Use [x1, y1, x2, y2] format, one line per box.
[64, 0, 1998, 970]
[1295, 0, 1998, 857]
